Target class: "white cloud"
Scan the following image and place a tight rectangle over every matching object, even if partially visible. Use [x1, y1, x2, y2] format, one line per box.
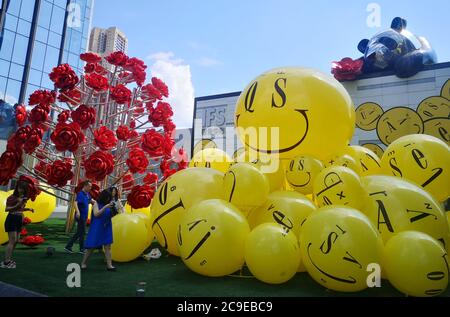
[196, 57, 221, 67]
[148, 52, 195, 129]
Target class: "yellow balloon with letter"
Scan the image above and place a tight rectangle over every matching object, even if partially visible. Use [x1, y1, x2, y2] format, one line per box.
[381, 134, 450, 202]
[177, 199, 250, 277]
[24, 188, 56, 223]
[325, 154, 362, 175]
[111, 213, 148, 262]
[300, 206, 384, 292]
[223, 163, 270, 213]
[189, 148, 232, 173]
[285, 155, 324, 195]
[384, 231, 449, 297]
[245, 223, 300, 284]
[235, 67, 355, 160]
[313, 166, 368, 210]
[362, 175, 450, 252]
[345, 145, 382, 176]
[248, 191, 316, 237]
[150, 168, 224, 256]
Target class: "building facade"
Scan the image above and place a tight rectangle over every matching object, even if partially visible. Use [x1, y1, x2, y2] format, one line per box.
[0, 0, 93, 107]
[89, 26, 127, 55]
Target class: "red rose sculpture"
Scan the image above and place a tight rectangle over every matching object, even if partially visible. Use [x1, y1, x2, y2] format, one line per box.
[94, 126, 117, 150]
[58, 88, 81, 105]
[21, 235, 45, 247]
[50, 122, 85, 152]
[122, 173, 135, 191]
[149, 101, 173, 127]
[80, 52, 102, 64]
[331, 57, 364, 81]
[28, 90, 56, 107]
[127, 185, 154, 209]
[46, 160, 74, 187]
[0, 150, 23, 185]
[84, 151, 114, 181]
[23, 127, 43, 154]
[71, 104, 96, 129]
[126, 148, 149, 174]
[116, 125, 131, 141]
[141, 129, 165, 157]
[105, 51, 129, 66]
[15, 104, 27, 126]
[143, 173, 158, 186]
[49, 63, 79, 90]
[85, 73, 109, 91]
[19, 175, 41, 201]
[111, 84, 132, 104]
[57, 110, 71, 123]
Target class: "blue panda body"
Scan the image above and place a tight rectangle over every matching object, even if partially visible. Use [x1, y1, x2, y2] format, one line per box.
[358, 17, 437, 78]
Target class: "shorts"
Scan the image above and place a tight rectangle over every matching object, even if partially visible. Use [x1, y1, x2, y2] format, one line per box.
[4, 214, 23, 233]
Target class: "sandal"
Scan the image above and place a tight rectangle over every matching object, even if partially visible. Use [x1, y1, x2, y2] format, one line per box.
[0, 261, 16, 269]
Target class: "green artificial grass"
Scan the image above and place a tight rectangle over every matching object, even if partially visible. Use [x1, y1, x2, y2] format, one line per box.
[0, 219, 448, 297]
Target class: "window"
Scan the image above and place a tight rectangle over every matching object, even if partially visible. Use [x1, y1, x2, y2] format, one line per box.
[40, 72, 53, 90]
[38, 1, 53, 29]
[68, 52, 78, 70]
[6, 0, 21, 16]
[43, 46, 59, 74]
[5, 79, 21, 104]
[54, 0, 68, 9]
[48, 31, 62, 48]
[17, 19, 31, 37]
[31, 41, 46, 70]
[0, 59, 10, 77]
[8, 63, 24, 81]
[25, 84, 40, 103]
[4, 14, 18, 31]
[19, 0, 35, 22]
[69, 30, 82, 53]
[36, 26, 49, 43]
[12, 34, 28, 65]
[50, 6, 65, 34]
[28, 69, 42, 86]
[0, 30, 15, 60]
[0, 76, 7, 100]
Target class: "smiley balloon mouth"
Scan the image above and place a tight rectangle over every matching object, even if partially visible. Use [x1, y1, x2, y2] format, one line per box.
[360, 115, 381, 127]
[307, 243, 357, 284]
[287, 172, 311, 187]
[236, 109, 309, 154]
[384, 123, 422, 144]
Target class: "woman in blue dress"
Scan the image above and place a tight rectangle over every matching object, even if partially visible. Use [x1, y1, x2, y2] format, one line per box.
[81, 188, 117, 271]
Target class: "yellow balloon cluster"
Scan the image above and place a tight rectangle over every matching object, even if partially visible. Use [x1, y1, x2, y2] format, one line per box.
[189, 148, 233, 173]
[150, 168, 225, 256]
[245, 223, 300, 284]
[111, 213, 149, 262]
[285, 155, 324, 195]
[235, 67, 355, 160]
[24, 187, 57, 223]
[325, 154, 362, 174]
[384, 231, 449, 297]
[345, 145, 382, 176]
[300, 206, 384, 292]
[381, 134, 450, 202]
[177, 199, 250, 277]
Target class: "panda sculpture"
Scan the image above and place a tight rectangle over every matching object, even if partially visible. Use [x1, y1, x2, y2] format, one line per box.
[358, 17, 437, 78]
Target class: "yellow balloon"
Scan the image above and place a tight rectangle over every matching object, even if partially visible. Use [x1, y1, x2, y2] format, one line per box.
[150, 168, 225, 256]
[384, 231, 449, 297]
[24, 188, 56, 223]
[313, 166, 368, 210]
[345, 145, 382, 176]
[362, 143, 385, 159]
[381, 134, 450, 202]
[125, 202, 151, 218]
[441, 79, 450, 100]
[355, 102, 384, 131]
[111, 213, 148, 262]
[248, 191, 316, 238]
[235, 67, 355, 160]
[423, 118, 450, 147]
[189, 148, 232, 173]
[177, 199, 250, 277]
[0, 191, 8, 244]
[416, 96, 450, 121]
[325, 154, 362, 175]
[300, 206, 384, 292]
[192, 139, 217, 155]
[223, 163, 270, 212]
[245, 223, 300, 284]
[362, 175, 450, 252]
[285, 155, 324, 195]
[134, 213, 154, 247]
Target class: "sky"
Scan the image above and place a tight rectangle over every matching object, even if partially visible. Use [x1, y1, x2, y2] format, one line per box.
[92, 0, 450, 128]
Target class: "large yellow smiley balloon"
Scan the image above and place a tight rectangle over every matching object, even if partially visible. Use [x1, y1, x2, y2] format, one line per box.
[150, 168, 225, 256]
[235, 68, 355, 160]
[416, 96, 450, 122]
[299, 206, 384, 292]
[177, 199, 250, 277]
[381, 134, 450, 202]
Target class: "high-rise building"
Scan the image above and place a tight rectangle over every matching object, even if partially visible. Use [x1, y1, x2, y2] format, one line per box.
[0, 0, 94, 106]
[88, 26, 127, 56]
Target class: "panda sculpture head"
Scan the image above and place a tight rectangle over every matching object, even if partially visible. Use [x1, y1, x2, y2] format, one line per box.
[358, 17, 437, 78]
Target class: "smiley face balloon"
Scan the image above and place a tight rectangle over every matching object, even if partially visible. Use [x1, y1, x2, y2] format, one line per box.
[285, 155, 324, 195]
[313, 166, 368, 210]
[355, 102, 384, 131]
[384, 231, 449, 297]
[235, 68, 355, 160]
[325, 154, 362, 175]
[423, 118, 450, 146]
[381, 134, 450, 202]
[177, 199, 250, 277]
[189, 148, 232, 173]
[299, 206, 383, 292]
[345, 145, 382, 176]
[376, 107, 424, 146]
[150, 168, 225, 256]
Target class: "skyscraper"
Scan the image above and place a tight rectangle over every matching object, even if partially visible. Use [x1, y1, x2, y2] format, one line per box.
[88, 26, 127, 72]
[0, 0, 94, 107]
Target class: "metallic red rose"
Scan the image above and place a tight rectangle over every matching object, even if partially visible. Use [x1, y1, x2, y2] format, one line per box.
[50, 122, 85, 153]
[105, 51, 129, 66]
[141, 129, 165, 157]
[28, 90, 56, 107]
[34, 161, 48, 177]
[94, 126, 117, 150]
[122, 174, 135, 191]
[331, 57, 364, 81]
[151, 77, 169, 98]
[28, 105, 49, 126]
[46, 159, 74, 187]
[15, 104, 27, 126]
[148, 101, 173, 127]
[163, 120, 176, 135]
[111, 84, 132, 104]
[84, 151, 114, 181]
[141, 84, 162, 101]
[71, 104, 96, 129]
[84, 63, 96, 74]
[57, 110, 71, 123]
[85, 73, 109, 91]
[159, 159, 177, 179]
[19, 175, 41, 201]
[126, 148, 149, 174]
[23, 127, 43, 154]
[127, 185, 154, 209]
[116, 125, 131, 141]
[21, 235, 45, 247]
[143, 173, 158, 186]
[80, 52, 102, 64]
[0, 150, 23, 185]
[49, 64, 79, 90]
[58, 88, 81, 106]
[15, 126, 32, 145]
